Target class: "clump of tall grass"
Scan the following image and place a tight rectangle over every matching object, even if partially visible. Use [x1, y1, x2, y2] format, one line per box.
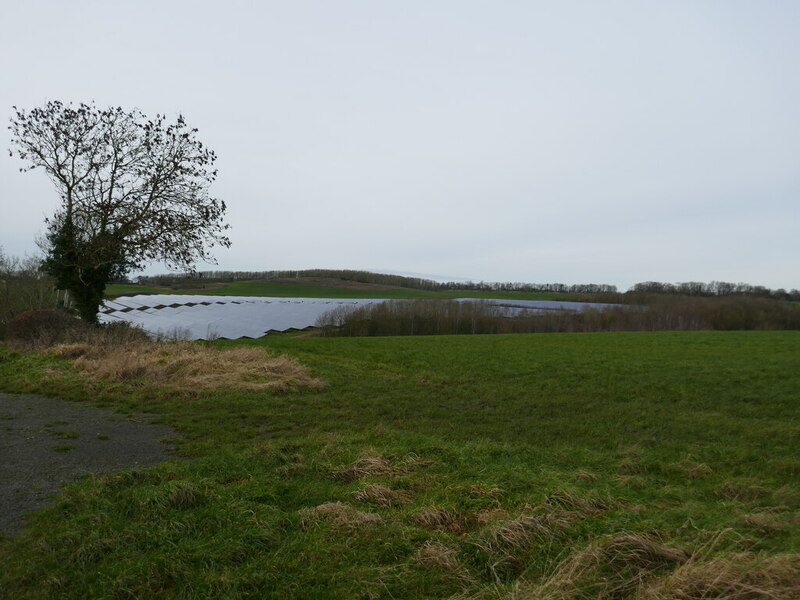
[637, 552, 800, 600]
[472, 512, 572, 576]
[414, 506, 464, 533]
[475, 531, 800, 600]
[354, 484, 414, 507]
[413, 540, 471, 579]
[505, 533, 689, 599]
[299, 502, 384, 530]
[50, 341, 325, 391]
[332, 451, 432, 482]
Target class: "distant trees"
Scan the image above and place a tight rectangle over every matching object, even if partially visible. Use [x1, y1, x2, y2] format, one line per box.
[136, 269, 619, 295]
[139, 269, 445, 290]
[630, 281, 800, 302]
[437, 281, 619, 294]
[135, 267, 799, 303]
[9, 101, 230, 322]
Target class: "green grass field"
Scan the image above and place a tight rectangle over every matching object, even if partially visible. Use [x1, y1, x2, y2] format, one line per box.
[105, 280, 564, 301]
[1, 331, 798, 598]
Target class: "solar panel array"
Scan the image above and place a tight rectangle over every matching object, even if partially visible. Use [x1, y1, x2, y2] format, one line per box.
[99, 295, 620, 340]
[99, 295, 384, 340]
[475, 298, 621, 316]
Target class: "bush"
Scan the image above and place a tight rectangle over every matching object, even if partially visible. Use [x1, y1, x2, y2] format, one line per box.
[0, 250, 58, 337]
[4, 309, 89, 347]
[3, 309, 155, 350]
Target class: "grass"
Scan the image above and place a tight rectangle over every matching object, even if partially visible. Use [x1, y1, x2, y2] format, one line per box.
[0, 331, 798, 598]
[50, 445, 75, 453]
[105, 280, 565, 301]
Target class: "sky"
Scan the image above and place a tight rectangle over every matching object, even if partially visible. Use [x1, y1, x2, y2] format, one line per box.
[1, 0, 798, 290]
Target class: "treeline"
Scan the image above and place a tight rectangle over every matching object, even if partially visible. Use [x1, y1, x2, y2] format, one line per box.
[0, 250, 57, 337]
[138, 269, 443, 290]
[138, 269, 799, 301]
[138, 269, 617, 294]
[434, 281, 619, 294]
[630, 281, 800, 301]
[317, 296, 800, 337]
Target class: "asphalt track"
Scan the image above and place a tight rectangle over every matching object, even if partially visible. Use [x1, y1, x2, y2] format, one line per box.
[0, 393, 180, 535]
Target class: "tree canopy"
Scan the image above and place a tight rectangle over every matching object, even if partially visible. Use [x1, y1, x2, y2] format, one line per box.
[9, 101, 230, 322]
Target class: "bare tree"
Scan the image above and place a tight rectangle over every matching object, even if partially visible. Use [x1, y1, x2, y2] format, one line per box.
[9, 101, 230, 322]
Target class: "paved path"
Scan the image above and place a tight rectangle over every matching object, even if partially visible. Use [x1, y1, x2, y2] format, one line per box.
[0, 393, 180, 535]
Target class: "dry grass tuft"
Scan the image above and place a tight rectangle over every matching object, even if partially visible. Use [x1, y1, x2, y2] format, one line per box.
[54, 341, 325, 391]
[333, 451, 431, 482]
[299, 502, 383, 530]
[413, 540, 471, 580]
[492, 546, 799, 600]
[739, 513, 786, 535]
[471, 512, 572, 577]
[616, 475, 649, 489]
[354, 484, 414, 507]
[488, 514, 570, 551]
[49, 343, 94, 359]
[469, 484, 505, 497]
[166, 482, 206, 510]
[618, 457, 649, 475]
[670, 459, 714, 479]
[620, 446, 643, 460]
[334, 452, 394, 482]
[606, 533, 690, 568]
[414, 507, 463, 533]
[716, 483, 772, 502]
[574, 470, 599, 482]
[544, 490, 619, 515]
[772, 486, 800, 509]
[638, 552, 800, 600]
[523, 533, 689, 600]
[474, 508, 510, 525]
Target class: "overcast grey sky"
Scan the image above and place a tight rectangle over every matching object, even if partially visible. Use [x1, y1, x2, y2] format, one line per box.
[1, 0, 798, 289]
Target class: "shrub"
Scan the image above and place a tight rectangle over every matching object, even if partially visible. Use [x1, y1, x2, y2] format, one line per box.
[4, 309, 89, 347]
[0, 250, 58, 337]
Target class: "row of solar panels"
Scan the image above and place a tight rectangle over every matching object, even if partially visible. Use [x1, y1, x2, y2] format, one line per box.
[101, 294, 330, 313]
[471, 298, 621, 315]
[99, 295, 619, 340]
[99, 296, 384, 340]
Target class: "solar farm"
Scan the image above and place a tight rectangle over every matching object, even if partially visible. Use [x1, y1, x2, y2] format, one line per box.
[98, 295, 618, 340]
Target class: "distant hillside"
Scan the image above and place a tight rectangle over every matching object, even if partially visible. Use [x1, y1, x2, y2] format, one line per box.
[129, 270, 799, 301]
[135, 269, 618, 294]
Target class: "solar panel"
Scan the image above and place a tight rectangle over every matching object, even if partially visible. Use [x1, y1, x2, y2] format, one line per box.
[101, 294, 620, 340]
[474, 299, 620, 313]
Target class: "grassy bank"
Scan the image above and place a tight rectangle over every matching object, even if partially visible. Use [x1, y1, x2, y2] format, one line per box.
[1, 331, 798, 598]
[105, 280, 564, 301]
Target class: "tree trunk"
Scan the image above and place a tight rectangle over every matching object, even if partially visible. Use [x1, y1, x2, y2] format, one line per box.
[69, 276, 106, 324]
